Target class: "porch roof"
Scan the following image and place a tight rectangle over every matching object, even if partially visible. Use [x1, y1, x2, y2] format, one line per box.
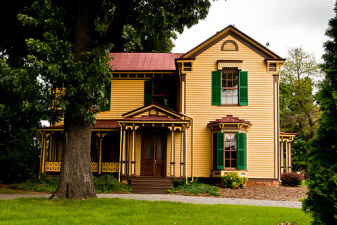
[41, 119, 120, 130]
[280, 132, 297, 142]
[109, 53, 184, 71]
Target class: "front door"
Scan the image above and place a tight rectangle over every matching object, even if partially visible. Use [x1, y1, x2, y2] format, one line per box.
[142, 129, 166, 176]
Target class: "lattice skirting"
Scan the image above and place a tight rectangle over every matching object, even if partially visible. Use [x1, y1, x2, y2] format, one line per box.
[101, 162, 119, 172]
[44, 162, 119, 172]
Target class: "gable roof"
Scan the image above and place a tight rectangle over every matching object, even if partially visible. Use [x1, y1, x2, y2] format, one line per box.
[122, 103, 183, 119]
[180, 25, 285, 60]
[109, 53, 183, 71]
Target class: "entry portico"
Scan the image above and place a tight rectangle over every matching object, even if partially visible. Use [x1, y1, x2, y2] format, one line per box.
[117, 103, 190, 181]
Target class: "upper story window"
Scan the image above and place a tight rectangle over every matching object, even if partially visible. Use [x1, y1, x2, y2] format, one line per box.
[221, 70, 239, 105]
[212, 70, 248, 106]
[144, 78, 177, 110]
[153, 78, 169, 107]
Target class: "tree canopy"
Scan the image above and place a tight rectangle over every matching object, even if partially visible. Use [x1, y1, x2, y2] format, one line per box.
[280, 47, 321, 171]
[0, 0, 214, 199]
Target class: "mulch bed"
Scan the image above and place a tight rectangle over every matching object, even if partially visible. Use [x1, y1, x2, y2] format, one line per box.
[218, 185, 307, 201]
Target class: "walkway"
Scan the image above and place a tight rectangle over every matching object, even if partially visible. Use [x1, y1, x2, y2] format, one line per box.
[0, 193, 302, 209]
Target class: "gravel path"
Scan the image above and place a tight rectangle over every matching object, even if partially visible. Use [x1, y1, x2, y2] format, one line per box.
[0, 193, 302, 208]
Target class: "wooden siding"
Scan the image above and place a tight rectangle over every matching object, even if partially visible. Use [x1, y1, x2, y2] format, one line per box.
[97, 79, 145, 120]
[185, 35, 276, 179]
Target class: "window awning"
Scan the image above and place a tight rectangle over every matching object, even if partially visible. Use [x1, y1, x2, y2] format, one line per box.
[208, 115, 252, 131]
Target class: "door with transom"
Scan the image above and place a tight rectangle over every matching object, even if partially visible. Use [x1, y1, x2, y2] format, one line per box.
[142, 129, 166, 176]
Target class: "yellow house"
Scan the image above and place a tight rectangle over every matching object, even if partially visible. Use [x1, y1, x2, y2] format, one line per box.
[39, 25, 294, 192]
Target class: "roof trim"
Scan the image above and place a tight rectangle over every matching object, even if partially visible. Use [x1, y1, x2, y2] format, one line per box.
[180, 25, 282, 60]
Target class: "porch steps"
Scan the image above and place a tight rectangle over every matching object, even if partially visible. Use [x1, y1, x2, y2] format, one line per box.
[129, 177, 172, 194]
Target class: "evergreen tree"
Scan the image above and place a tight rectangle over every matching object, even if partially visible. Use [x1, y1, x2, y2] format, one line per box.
[303, 1, 337, 224]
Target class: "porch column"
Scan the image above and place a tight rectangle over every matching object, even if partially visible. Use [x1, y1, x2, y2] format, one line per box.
[130, 127, 138, 176]
[39, 132, 46, 179]
[169, 127, 175, 177]
[121, 128, 127, 176]
[180, 128, 185, 177]
[287, 141, 292, 172]
[285, 140, 289, 172]
[280, 140, 284, 173]
[48, 133, 53, 161]
[99, 134, 103, 174]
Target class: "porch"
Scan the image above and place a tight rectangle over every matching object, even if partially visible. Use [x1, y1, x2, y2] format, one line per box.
[38, 104, 191, 182]
[279, 132, 297, 173]
[39, 120, 121, 178]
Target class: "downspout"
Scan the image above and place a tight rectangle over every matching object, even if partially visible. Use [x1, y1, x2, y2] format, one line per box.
[180, 114, 194, 182]
[118, 125, 122, 182]
[179, 72, 195, 183]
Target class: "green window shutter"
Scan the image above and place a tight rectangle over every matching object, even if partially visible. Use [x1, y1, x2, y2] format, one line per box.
[213, 132, 224, 170]
[212, 71, 221, 105]
[144, 80, 152, 105]
[101, 85, 111, 111]
[239, 71, 248, 105]
[237, 133, 247, 170]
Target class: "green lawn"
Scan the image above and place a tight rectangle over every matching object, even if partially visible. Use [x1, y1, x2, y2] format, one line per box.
[0, 198, 311, 224]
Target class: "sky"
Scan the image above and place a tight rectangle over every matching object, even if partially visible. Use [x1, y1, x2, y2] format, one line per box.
[172, 0, 336, 62]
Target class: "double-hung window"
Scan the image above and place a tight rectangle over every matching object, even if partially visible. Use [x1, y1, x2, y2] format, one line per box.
[212, 70, 248, 106]
[213, 132, 247, 170]
[221, 70, 239, 105]
[224, 133, 237, 168]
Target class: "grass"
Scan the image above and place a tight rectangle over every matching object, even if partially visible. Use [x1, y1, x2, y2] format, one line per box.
[0, 188, 30, 194]
[301, 180, 308, 187]
[0, 198, 312, 224]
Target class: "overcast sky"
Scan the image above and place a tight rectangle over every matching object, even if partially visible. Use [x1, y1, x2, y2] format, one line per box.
[172, 0, 336, 61]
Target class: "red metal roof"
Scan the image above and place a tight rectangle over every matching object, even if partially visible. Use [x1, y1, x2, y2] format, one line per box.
[43, 120, 119, 129]
[208, 115, 252, 126]
[109, 53, 183, 71]
[121, 115, 186, 122]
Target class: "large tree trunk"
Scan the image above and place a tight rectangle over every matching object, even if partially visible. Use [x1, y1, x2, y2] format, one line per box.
[51, 116, 96, 199]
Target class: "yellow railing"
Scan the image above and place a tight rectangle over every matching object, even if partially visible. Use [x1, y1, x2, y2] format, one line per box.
[44, 162, 119, 173]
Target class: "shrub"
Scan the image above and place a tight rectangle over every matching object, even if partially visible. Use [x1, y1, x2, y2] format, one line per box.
[280, 172, 303, 187]
[0, 140, 39, 183]
[168, 179, 220, 196]
[222, 172, 248, 189]
[93, 174, 131, 193]
[10, 174, 59, 192]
